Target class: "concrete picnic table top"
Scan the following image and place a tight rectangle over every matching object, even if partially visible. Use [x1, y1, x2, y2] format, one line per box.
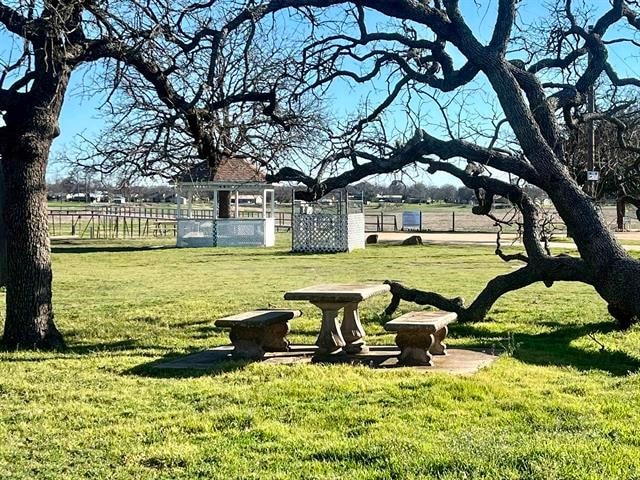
[283, 283, 390, 303]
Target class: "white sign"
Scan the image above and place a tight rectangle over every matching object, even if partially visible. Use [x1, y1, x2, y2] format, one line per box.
[587, 171, 600, 181]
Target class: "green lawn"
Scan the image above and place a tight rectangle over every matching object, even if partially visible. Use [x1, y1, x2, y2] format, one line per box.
[1, 239, 640, 479]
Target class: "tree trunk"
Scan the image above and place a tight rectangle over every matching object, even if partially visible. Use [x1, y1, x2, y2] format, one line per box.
[482, 62, 640, 325]
[523, 141, 640, 325]
[1, 128, 64, 350]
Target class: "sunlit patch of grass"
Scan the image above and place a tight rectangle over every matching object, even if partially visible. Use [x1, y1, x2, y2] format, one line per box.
[0, 241, 639, 478]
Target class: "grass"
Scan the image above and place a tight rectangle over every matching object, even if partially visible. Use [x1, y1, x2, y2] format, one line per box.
[1, 237, 640, 479]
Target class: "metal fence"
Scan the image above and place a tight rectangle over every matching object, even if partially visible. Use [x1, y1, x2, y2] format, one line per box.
[48, 206, 290, 240]
[48, 209, 179, 239]
[362, 206, 640, 233]
[48, 203, 639, 240]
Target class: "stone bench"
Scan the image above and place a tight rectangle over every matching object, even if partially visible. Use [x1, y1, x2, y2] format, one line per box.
[384, 310, 457, 366]
[215, 309, 302, 359]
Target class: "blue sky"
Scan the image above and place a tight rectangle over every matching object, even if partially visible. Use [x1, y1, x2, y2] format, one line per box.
[39, 1, 640, 186]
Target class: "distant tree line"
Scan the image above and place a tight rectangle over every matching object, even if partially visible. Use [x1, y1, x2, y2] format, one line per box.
[274, 180, 547, 205]
[47, 171, 174, 203]
[48, 171, 548, 208]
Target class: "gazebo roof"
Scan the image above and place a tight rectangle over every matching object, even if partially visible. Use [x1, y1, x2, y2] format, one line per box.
[175, 158, 267, 185]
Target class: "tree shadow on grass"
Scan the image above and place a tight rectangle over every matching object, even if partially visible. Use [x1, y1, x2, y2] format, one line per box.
[450, 321, 640, 376]
[127, 350, 250, 378]
[51, 245, 175, 254]
[14, 336, 236, 376]
[0, 338, 176, 360]
[196, 250, 292, 259]
[66, 339, 179, 356]
[171, 318, 216, 330]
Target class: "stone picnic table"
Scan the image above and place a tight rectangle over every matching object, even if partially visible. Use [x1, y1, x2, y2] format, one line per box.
[283, 283, 390, 355]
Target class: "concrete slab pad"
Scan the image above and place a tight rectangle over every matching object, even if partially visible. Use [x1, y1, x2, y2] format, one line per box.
[154, 345, 498, 375]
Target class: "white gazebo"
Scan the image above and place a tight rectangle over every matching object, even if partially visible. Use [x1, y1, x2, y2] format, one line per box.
[175, 158, 275, 248]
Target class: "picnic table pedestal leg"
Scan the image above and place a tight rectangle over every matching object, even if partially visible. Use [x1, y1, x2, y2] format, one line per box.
[341, 303, 368, 354]
[312, 302, 346, 355]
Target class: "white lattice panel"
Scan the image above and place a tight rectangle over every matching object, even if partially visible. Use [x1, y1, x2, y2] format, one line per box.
[177, 220, 215, 248]
[292, 214, 348, 253]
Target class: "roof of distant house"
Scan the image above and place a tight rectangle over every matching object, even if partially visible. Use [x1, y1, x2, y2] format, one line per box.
[175, 158, 266, 184]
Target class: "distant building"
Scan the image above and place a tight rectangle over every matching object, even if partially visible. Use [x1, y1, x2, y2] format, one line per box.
[65, 192, 109, 202]
[493, 197, 511, 209]
[376, 194, 404, 203]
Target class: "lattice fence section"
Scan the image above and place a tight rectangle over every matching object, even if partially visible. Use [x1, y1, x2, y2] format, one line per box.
[292, 214, 349, 253]
[346, 213, 366, 251]
[177, 219, 215, 248]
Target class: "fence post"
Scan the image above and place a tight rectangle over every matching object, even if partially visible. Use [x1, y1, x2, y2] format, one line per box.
[452, 211, 455, 232]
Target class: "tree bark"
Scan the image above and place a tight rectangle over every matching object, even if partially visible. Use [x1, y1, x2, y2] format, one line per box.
[1, 134, 64, 349]
[0, 59, 68, 349]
